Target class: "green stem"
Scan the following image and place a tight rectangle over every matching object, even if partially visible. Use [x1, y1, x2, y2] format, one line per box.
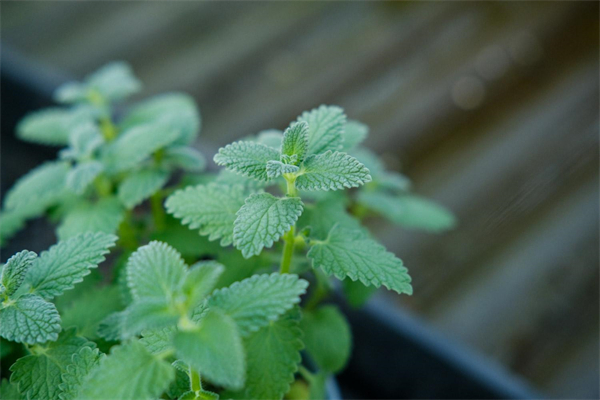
[279, 226, 296, 274]
[151, 191, 166, 232]
[190, 366, 202, 392]
[100, 117, 117, 142]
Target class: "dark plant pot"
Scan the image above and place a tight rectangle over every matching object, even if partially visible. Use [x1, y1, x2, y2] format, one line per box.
[1, 50, 539, 400]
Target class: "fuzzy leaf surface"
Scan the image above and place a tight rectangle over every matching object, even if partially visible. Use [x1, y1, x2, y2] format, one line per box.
[207, 273, 308, 336]
[281, 121, 309, 162]
[16, 108, 85, 146]
[10, 329, 92, 400]
[241, 308, 303, 400]
[28, 232, 117, 300]
[1, 250, 37, 297]
[66, 161, 103, 195]
[297, 105, 346, 155]
[103, 124, 179, 172]
[341, 120, 368, 151]
[118, 169, 169, 209]
[182, 261, 224, 311]
[233, 193, 303, 258]
[308, 226, 412, 295]
[122, 298, 178, 338]
[77, 341, 174, 400]
[265, 160, 299, 179]
[0, 294, 61, 344]
[57, 197, 124, 240]
[58, 347, 104, 400]
[296, 151, 371, 191]
[165, 183, 246, 246]
[300, 305, 351, 373]
[126, 241, 187, 301]
[163, 146, 206, 171]
[214, 141, 280, 181]
[174, 311, 245, 390]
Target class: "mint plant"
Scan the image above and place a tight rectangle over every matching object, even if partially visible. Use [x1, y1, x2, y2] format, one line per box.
[1, 63, 455, 400]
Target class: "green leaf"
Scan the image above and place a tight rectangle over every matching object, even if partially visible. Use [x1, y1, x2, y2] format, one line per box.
[57, 197, 124, 240]
[1, 250, 37, 297]
[296, 151, 371, 191]
[60, 122, 104, 161]
[0, 294, 61, 344]
[342, 278, 378, 308]
[10, 329, 93, 400]
[120, 93, 201, 145]
[341, 120, 368, 151]
[242, 308, 303, 400]
[163, 146, 206, 172]
[122, 299, 178, 338]
[174, 311, 245, 390]
[16, 108, 90, 146]
[103, 124, 180, 173]
[214, 141, 280, 181]
[297, 196, 361, 240]
[150, 216, 222, 258]
[118, 169, 169, 209]
[281, 121, 309, 163]
[165, 183, 247, 246]
[60, 285, 123, 339]
[207, 273, 308, 336]
[233, 193, 303, 258]
[78, 341, 174, 400]
[308, 226, 412, 295]
[3, 161, 68, 213]
[96, 312, 124, 342]
[297, 105, 346, 155]
[66, 161, 103, 195]
[265, 161, 299, 179]
[0, 378, 21, 400]
[300, 305, 351, 373]
[182, 261, 224, 311]
[255, 129, 283, 149]
[58, 347, 104, 400]
[0, 209, 29, 247]
[86, 62, 142, 102]
[126, 241, 187, 301]
[358, 191, 456, 232]
[139, 326, 176, 355]
[28, 232, 117, 300]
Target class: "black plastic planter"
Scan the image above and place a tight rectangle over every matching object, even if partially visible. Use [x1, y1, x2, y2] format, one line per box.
[1, 50, 540, 400]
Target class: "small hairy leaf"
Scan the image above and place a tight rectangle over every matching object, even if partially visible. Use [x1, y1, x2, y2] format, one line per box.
[10, 329, 93, 400]
[281, 121, 309, 163]
[297, 105, 346, 155]
[241, 308, 303, 400]
[118, 169, 169, 209]
[256, 129, 283, 149]
[16, 108, 89, 146]
[3, 161, 68, 213]
[66, 161, 104, 195]
[214, 141, 280, 181]
[182, 261, 224, 311]
[174, 311, 245, 390]
[96, 312, 124, 342]
[58, 347, 104, 400]
[139, 326, 176, 355]
[358, 191, 456, 232]
[28, 232, 117, 300]
[120, 93, 201, 145]
[122, 298, 178, 339]
[300, 305, 351, 373]
[308, 226, 412, 295]
[266, 160, 299, 179]
[207, 273, 308, 336]
[126, 241, 187, 301]
[57, 197, 124, 240]
[60, 285, 123, 339]
[163, 146, 206, 171]
[103, 124, 179, 173]
[60, 122, 104, 161]
[341, 120, 368, 151]
[0, 294, 61, 344]
[165, 183, 246, 246]
[86, 61, 141, 102]
[1, 250, 37, 297]
[78, 341, 174, 400]
[296, 151, 371, 191]
[233, 193, 304, 258]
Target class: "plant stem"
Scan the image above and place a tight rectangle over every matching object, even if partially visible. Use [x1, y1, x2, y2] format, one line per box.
[190, 366, 202, 392]
[279, 226, 296, 274]
[280, 175, 299, 274]
[151, 191, 166, 232]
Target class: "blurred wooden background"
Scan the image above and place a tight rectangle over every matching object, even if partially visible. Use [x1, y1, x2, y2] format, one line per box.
[2, 2, 598, 398]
